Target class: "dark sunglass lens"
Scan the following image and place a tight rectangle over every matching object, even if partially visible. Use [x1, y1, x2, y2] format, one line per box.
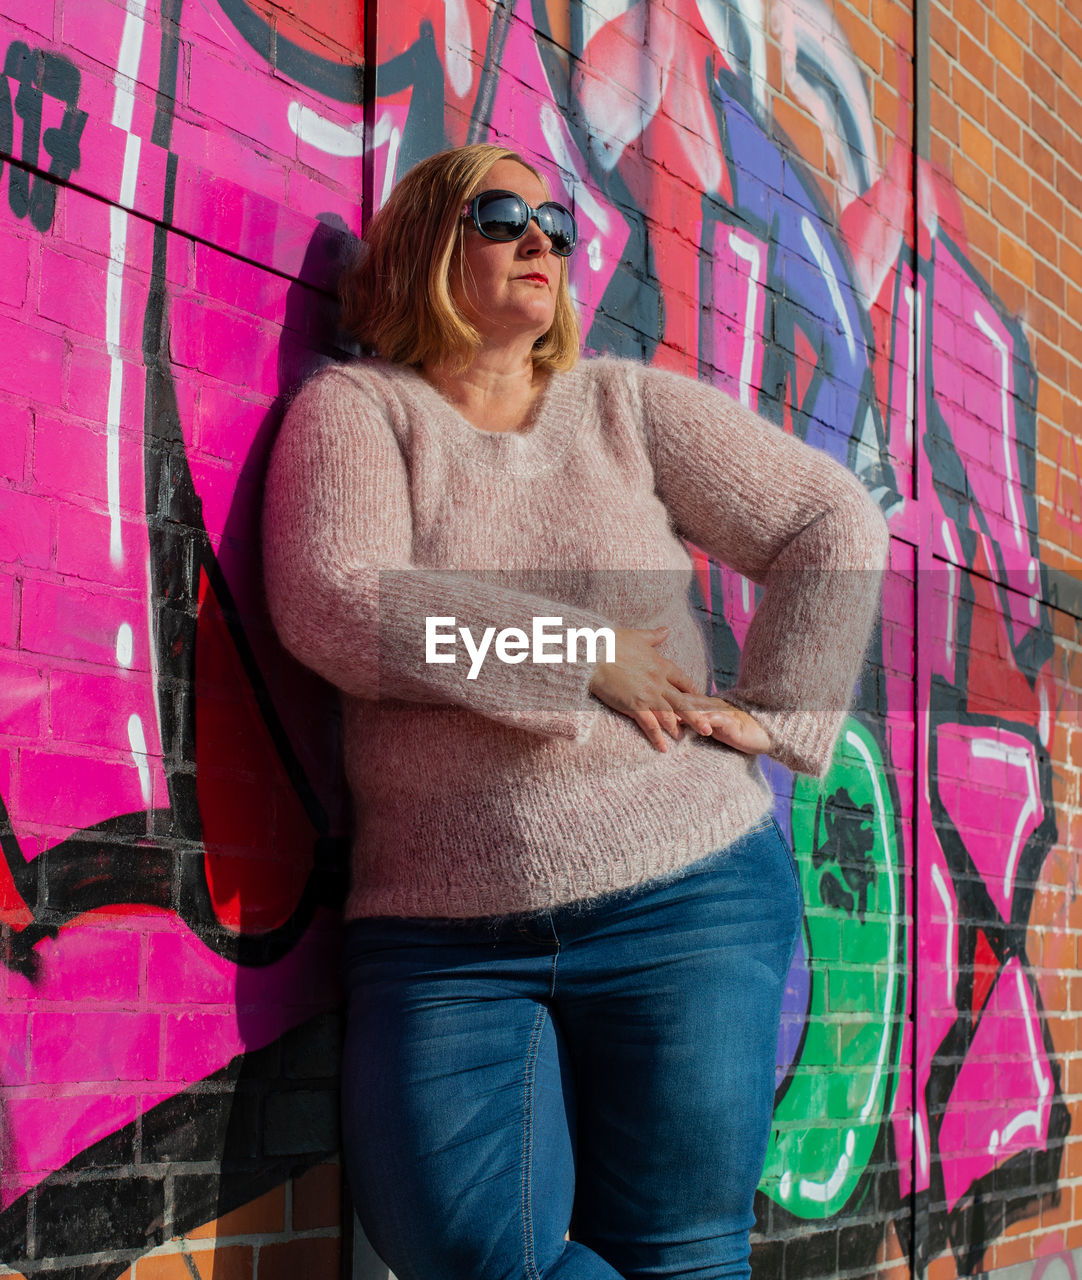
[537, 203, 577, 256]
[475, 193, 529, 241]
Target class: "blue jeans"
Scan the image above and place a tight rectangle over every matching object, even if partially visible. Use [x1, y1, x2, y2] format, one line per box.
[341, 815, 803, 1280]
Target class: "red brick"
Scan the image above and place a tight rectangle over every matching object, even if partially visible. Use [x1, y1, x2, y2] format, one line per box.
[954, 0, 989, 44]
[1023, 47, 1057, 109]
[994, 66, 1030, 123]
[291, 1164, 342, 1232]
[930, 42, 952, 92]
[989, 184, 1025, 238]
[188, 1187, 286, 1241]
[845, 11, 883, 76]
[193, 1246, 253, 1280]
[930, 0, 959, 56]
[952, 67, 987, 124]
[1031, 173, 1064, 233]
[1025, 214, 1060, 273]
[986, 15, 1025, 76]
[1032, 96, 1066, 153]
[1034, 258, 1066, 311]
[1058, 157, 1082, 213]
[995, 143, 1031, 201]
[135, 1255, 201, 1280]
[986, 98, 1021, 150]
[958, 28, 995, 86]
[1064, 6, 1082, 61]
[1024, 128, 1058, 185]
[254, 1238, 340, 1280]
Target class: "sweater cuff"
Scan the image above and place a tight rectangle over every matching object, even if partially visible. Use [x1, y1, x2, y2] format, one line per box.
[719, 691, 843, 778]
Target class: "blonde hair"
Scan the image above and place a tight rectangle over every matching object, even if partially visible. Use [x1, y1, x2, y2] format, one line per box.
[340, 144, 580, 373]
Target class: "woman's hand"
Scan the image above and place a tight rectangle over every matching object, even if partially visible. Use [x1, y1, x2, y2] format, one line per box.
[674, 693, 772, 755]
[587, 626, 770, 756]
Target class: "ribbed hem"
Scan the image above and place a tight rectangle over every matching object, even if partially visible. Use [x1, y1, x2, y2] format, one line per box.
[344, 747, 775, 919]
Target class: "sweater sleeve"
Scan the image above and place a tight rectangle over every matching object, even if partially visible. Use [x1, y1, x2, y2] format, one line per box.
[633, 362, 889, 776]
[262, 366, 604, 741]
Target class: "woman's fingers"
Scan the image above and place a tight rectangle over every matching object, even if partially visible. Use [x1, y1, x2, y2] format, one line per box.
[587, 628, 770, 756]
[677, 695, 772, 754]
[588, 626, 694, 749]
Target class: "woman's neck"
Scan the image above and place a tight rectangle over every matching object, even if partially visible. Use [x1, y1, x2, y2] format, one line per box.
[422, 350, 547, 433]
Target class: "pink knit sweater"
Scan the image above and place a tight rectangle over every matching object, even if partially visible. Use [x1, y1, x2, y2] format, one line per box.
[262, 356, 889, 918]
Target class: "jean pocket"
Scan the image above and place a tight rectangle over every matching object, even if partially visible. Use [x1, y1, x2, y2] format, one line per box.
[768, 815, 805, 923]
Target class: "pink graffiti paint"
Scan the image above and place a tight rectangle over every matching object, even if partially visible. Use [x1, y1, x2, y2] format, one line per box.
[0, 0, 373, 1204]
[483, 1, 627, 343]
[0, 909, 340, 1206]
[938, 956, 1055, 1209]
[936, 723, 1043, 920]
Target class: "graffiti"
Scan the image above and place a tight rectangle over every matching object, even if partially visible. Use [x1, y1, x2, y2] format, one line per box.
[0, 0, 1076, 1275]
[0, 40, 87, 231]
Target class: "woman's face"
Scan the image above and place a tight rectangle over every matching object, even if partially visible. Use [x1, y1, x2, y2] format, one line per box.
[451, 159, 561, 352]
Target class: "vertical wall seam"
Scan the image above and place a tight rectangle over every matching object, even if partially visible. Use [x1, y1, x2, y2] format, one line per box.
[911, 0, 929, 1272]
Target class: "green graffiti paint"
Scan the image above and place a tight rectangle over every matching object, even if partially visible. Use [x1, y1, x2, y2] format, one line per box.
[759, 719, 904, 1219]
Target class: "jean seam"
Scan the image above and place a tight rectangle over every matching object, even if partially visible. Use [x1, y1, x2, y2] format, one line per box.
[522, 1003, 547, 1280]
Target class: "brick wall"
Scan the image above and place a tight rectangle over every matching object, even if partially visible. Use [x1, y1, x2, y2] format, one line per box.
[0, 0, 1079, 1277]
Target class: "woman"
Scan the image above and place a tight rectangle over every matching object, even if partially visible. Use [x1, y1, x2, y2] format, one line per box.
[263, 143, 888, 1279]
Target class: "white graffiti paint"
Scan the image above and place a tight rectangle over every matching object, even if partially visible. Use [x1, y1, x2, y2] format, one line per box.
[773, 0, 879, 204]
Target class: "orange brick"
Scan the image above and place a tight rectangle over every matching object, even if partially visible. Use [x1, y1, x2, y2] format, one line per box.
[135, 1253, 202, 1280]
[1067, 280, 1082, 328]
[1038, 455, 1062, 504]
[986, 15, 1025, 76]
[953, 67, 987, 124]
[254, 1237, 340, 1280]
[1034, 258, 1066, 311]
[1029, 296, 1061, 349]
[996, 0, 1032, 40]
[930, 42, 952, 92]
[959, 116, 995, 172]
[1033, 16, 1065, 78]
[193, 1246, 253, 1280]
[963, 203, 999, 263]
[990, 1231, 1035, 1269]
[953, 151, 991, 210]
[958, 28, 994, 86]
[1043, 1191, 1070, 1230]
[986, 98, 1021, 150]
[989, 183, 1025, 238]
[291, 1163, 343, 1232]
[1025, 0, 1058, 30]
[1024, 47, 1057, 109]
[1032, 97, 1066, 153]
[845, 12, 884, 76]
[1041, 966, 1070, 1011]
[997, 231, 1035, 287]
[930, 129, 954, 176]
[995, 143, 1031, 200]
[1031, 172, 1064, 233]
[926, 1250, 959, 1280]
[873, 0, 912, 50]
[995, 65, 1030, 123]
[1064, 120, 1082, 177]
[954, 0, 988, 44]
[1024, 129, 1058, 185]
[874, 79, 904, 135]
[930, 0, 959, 56]
[187, 1187, 287, 1241]
[772, 98, 826, 179]
[1058, 158, 1082, 213]
[1065, 5, 1082, 57]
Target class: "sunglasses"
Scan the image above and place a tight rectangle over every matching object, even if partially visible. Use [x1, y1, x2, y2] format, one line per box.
[462, 189, 578, 257]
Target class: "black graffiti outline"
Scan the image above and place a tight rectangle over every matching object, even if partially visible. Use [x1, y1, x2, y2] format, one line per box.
[0, 40, 88, 231]
[0, 4, 350, 1266]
